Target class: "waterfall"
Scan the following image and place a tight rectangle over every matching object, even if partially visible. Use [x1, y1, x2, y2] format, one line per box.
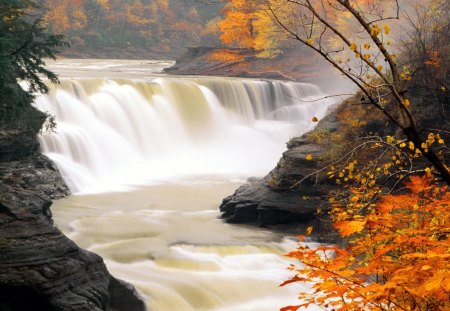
[36, 76, 333, 194]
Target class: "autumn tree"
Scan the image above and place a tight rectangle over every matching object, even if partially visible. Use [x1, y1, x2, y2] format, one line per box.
[42, 0, 87, 33]
[219, 0, 282, 57]
[282, 176, 450, 311]
[257, 0, 450, 184]
[218, 1, 450, 309]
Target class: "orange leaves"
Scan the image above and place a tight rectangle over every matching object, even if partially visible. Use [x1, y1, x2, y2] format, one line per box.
[282, 176, 450, 310]
[219, 10, 255, 48]
[405, 174, 433, 193]
[424, 50, 441, 68]
[280, 306, 301, 311]
[209, 50, 245, 63]
[219, 0, 281, 56]
[334, 220, 366, 237]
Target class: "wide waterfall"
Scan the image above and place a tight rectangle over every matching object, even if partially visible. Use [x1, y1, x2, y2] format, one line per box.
[36, 60, 334, 311]
[36, 76, 333, 193]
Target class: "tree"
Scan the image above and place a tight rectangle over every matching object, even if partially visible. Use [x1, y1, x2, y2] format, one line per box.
[282, 176, 450, 311]
[219, 1, 449, 310]
[219, 0, 450, 184]
[0, 0, 67, 128]
[42, 0, 87, 32]
[219, 0, 282, 57]
[250, 1, 449, 309]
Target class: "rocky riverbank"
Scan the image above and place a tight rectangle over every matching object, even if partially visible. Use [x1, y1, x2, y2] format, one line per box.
[218, 76, 449, 239]
[165, 46, 347, 91]
[0, 107, 145, 310]
[219, 105, 340, 240]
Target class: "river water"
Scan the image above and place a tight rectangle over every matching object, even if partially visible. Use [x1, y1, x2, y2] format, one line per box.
[36, 59, 334, 310]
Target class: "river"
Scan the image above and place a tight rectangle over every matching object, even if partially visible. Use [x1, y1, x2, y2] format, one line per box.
[35, 59, 334, 310]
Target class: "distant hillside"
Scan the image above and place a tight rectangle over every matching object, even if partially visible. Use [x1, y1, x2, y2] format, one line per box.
[36, 0, 224, 59]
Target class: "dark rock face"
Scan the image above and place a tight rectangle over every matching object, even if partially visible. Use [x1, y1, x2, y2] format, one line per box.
[0, 154, 70, 200]
[0, 187, 110, 311]
[219, 109, 339, 237]
[0, 105, 46, 162]
[0, 109, 146, 310]
[220, 138, 331, 224]
[108, 277, 146, 311]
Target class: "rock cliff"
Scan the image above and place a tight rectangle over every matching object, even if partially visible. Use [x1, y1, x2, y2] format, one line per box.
[0, 107, 145, 310]
[219, 105, 340, 239]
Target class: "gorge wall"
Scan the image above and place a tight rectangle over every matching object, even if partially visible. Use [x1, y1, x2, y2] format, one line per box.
[0, 107, 145, 310]
[219, 104, 340, 240]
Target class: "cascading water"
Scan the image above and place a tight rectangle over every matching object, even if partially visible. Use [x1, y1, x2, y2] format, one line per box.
[37, 60, 335, 311]
[36, 76, 333, 194]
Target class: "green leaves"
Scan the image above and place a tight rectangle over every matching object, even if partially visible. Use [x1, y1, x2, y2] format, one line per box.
[0, 0, 67, 124]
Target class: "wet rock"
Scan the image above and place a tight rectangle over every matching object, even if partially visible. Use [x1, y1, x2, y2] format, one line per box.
[219, 106, 339, 237]
[0, 108, 146, 310]
[108, 277, 146, 311]
[0, 187, 110, 311]
[0, 154, 70, 200]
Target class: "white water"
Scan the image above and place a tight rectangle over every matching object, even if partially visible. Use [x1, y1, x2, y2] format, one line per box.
[37, 60, 335, 311]
[36, 73, 333, 194]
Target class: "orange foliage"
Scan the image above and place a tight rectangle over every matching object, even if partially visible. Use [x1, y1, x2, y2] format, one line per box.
[209, 50, 245, 63]
[219, 0, 282, 56]
[43, 0, 87, 31]
[282, 176, 450, 310]
[219, 5, 257, 48]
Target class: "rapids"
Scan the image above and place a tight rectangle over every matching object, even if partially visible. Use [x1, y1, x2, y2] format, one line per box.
[36, 59, 333, 310]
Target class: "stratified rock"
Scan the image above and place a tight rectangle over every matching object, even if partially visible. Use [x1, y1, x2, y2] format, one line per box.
[0, 187, 110, 310]
[0, 107, 146, 310]
[220, 139, 331, 223]
[219, 107, 339, 237]
[0, 154, 70, 200]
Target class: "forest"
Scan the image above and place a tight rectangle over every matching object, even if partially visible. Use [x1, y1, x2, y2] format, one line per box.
[36, 0, 223, 58]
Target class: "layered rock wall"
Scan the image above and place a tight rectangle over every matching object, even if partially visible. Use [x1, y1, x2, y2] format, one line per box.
[0, 107, 145, 310]
[219, 106, 339, 239]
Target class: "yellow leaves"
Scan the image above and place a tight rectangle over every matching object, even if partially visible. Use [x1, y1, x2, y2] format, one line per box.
[350, 42, 357, 51]
[400, 72, 412, 81]
[383, 24, 391, 35]
[377, 65, 383, 71]
[334, 220, 366, 237]
[312, 116, 318, 122]
[403, 98, 410, 107]
[219, 0, 282, 57]
[306, 226, 313, 235]
[219, 10, 256, 48]
[370, 24, 380, 37]
[363, 43, 370, 50]
[305, 154, 313, 161]
[306, 38, 313, 45]
[386, 136, 395, 144]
